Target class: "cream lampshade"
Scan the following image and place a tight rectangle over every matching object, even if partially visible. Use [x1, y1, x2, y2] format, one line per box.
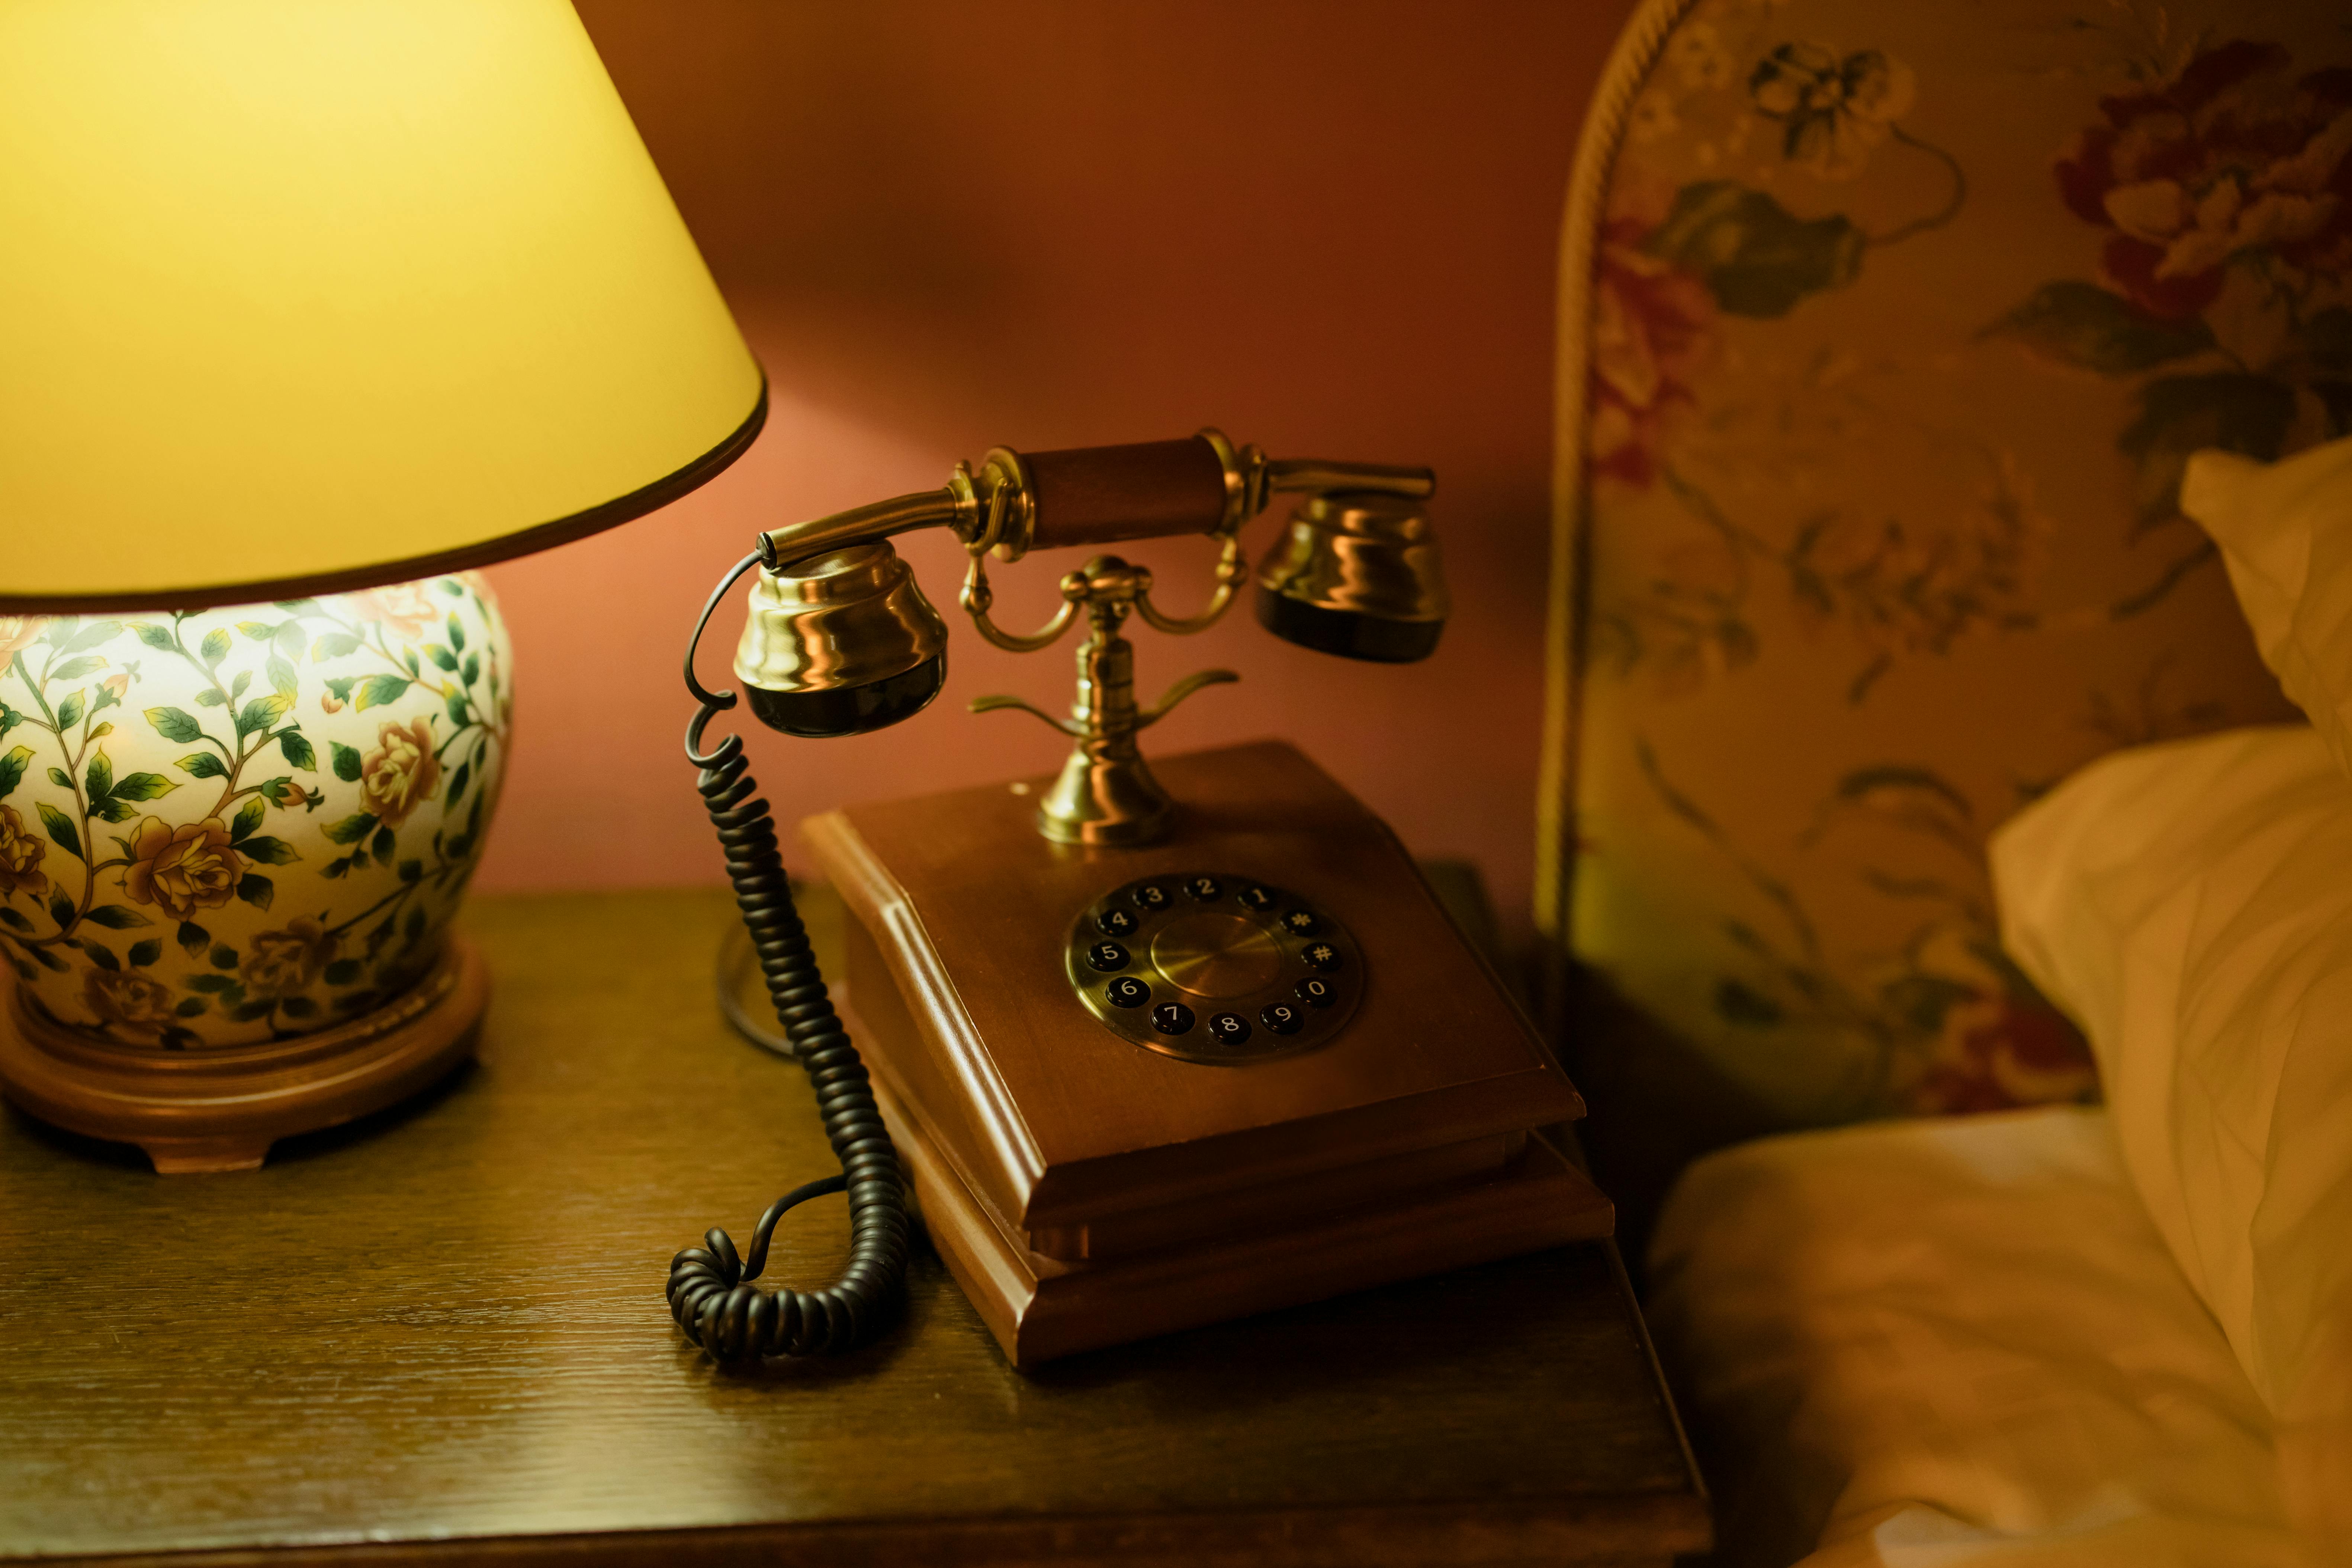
[0, 0, 764, 1171]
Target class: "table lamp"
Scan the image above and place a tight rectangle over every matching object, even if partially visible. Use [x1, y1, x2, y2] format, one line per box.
[0, 0, 764, 1172]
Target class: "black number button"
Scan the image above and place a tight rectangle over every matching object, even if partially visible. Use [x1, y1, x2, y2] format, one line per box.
[1208, 1012, 1251, 1045]
[1280, 909, 1321, 936]
[1095, 907, 1137, 938]
[1237, 884, 1277, 912]
[1297, 976, 1336, 1007]
[1183, 874, 1222, 902]
[1086, 941, 1131, 972]
[1104, 975, 1150, 1009]
[1132, 883, 1171, 912]
[1301, 941, 1342, 971]
[1150, 1000, 1196, 1035]
[1260, 1002, 1302, 1035]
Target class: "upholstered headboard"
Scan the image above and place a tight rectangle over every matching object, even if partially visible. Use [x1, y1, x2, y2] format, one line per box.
[1539, 0, 2346, 1170]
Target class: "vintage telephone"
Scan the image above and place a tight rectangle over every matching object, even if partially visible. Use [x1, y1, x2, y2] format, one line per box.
[666, 429, 1607, 1368]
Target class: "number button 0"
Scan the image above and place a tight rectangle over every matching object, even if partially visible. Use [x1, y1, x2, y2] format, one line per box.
[1132, 883, 1171, 912]
[1183, 874, 1222, 902]
[1104, 975, 1150, 1009]
[1208, 1012, 1251, 1045]
[1150, 1000, 1196, 1035]
[1085, 941, 1131, 973]
[1095, 907, 1137, 938]
[1296, 976, 1336, 1007]
[1259, 1002, 1302, 1035]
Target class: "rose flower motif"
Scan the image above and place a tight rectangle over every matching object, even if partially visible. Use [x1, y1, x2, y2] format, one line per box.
[83, 967, 178, 1040]
[123, 816, 242, 922]
[1590, 213, 1719, 487]
[2056, 41, 2352, 319]
[361, 717, 442, 829]
[351, 582, 442, 642]
[0, 804, 49, 900]
[0, 616, 45, 662]
[1749, 42, 1917, 180]
[241, 917, 340, 1000]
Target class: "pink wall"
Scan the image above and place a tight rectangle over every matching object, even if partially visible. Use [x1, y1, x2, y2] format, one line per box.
[473, 1, 1634, 941]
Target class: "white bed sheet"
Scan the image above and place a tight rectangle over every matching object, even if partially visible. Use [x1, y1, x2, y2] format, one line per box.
[1647, 1107, 2302, 1568]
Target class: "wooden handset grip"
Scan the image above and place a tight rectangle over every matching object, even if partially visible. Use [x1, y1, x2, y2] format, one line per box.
[1019, 437, 1232, 551]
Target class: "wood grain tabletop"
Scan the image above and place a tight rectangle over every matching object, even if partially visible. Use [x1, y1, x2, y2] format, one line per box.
[0, 886, 1706, 1567]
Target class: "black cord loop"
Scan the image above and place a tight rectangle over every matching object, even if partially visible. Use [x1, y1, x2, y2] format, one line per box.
[665, 555, 912, 1360]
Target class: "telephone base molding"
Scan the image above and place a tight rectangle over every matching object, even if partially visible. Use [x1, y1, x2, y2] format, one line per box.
[861, 1047, 1613, 1365]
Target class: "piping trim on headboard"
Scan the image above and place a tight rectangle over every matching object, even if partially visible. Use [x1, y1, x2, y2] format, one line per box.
[1534, 0, 1704, 1032]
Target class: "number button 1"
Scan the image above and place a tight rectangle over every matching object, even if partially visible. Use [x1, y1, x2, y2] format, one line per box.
[1237, 884, 1277, 912]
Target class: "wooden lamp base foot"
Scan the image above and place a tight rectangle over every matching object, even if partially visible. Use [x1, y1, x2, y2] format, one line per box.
[0, 939, 487, 1174]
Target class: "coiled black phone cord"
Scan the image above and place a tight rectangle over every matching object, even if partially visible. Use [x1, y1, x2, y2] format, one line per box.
[665, 555, 911, 1360]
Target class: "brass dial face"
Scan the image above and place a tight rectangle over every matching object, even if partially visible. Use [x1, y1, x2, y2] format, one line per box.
[1065, 873, 1361, 1064]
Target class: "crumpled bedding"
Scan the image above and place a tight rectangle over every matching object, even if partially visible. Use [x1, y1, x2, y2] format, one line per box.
[1646, 1107, 2303, 1568]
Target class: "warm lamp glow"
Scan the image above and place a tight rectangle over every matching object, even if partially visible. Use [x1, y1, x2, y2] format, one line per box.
[0, 0, 765, 611]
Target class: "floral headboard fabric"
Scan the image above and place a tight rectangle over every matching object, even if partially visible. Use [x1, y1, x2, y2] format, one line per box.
[1540, 0, 2346, 1130]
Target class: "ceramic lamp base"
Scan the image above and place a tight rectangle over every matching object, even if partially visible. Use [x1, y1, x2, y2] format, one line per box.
[0, 939, 485, 1173]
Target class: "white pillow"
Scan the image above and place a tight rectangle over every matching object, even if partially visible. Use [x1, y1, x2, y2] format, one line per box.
[2182, 435, 2352, 785]
[1991, 725, 2352, 1559]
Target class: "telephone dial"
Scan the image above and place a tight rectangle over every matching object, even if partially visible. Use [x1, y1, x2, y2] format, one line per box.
[668, 429, 1607, 1368]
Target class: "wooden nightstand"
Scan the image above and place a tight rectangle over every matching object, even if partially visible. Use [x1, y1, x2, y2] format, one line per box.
[0, 887, 1707, 1567]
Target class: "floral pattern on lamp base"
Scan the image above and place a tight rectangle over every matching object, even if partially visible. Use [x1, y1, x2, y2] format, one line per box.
[0, 575, 510, 1051]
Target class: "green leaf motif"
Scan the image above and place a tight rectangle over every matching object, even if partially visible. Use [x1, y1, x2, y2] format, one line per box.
[0, 907, 28, 931]
[46, 767, 70, 790]
[461, 652, 481, 686]
[177, 920, 209, 954]
[281, 996, 318, 1020]
[110, 771, 179, 801]
[324, 675, 358, 702]
[175, 997, 208, 1017]
[372, 825, 396, 860]
[322, 855, 353, 880]
[230, 999, 276, 1023]
[28, 944, 68, 972]
[176, 751, 228, 779]
[54, 690, 84, 731]
[134, 623, 178, 652]
[1646, 181, 1864, 318]
[36, 803, 81, 860]
[275, 597, 323, 617]
[0, 745, 30, 800]
[84, 748, 112, 803]
[355, 675, 412, 712]
[146, 706, 205, 743]
[128, 938, 162, 968]
[273, 620, 306, 659]
[324, 812, 377, 846]
[330, 741, 363, 782]
[398, 858, 422, 883]
[47, 890, 73, 929]
[83, 939, 119, 972]
[231, 669, 251, 703]
[312, 631, 364, 662]
[446, 693, 469, 728]
[323, 958, 362, 986]
[0, 703, 20, 738]
[187, 973, 235, 994]
[235, 694, 292, 738]
[195, 688, 227, 707]
[50, 655, 103, 682]
[265, 653, 300, 698]
[63, 619, 121, 654]
[210, 943, 238, 969]
[426, 643, 459, 672]
[446, 614, 466, 654]
[199, 629, 231, 667]
[92, 795, 139, 823]
[236, 620, 276, 643]
[2120, 372, 2298, 530]
[447, 761, 470, 807]
[236, 835, 301, 866]
[1982, 280, 2216, 376]
[279, 730, 317, 772]
[231, 796, 267, 844]
[82, 904, 150, 929]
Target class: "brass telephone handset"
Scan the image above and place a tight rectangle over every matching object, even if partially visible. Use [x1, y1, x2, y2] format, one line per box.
[668, 429, 1450, 1361]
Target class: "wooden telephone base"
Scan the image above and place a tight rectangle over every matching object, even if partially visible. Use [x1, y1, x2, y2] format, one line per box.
[805, 740, 1612, 1366]
[0, 939, 486, 1174]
